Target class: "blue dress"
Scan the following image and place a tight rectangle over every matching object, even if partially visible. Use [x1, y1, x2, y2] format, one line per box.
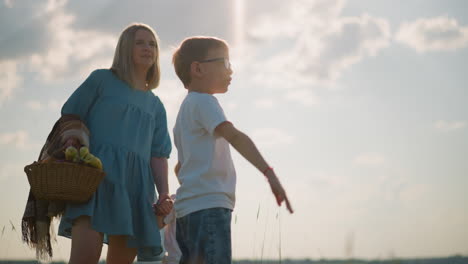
[58, 69, 171, 254]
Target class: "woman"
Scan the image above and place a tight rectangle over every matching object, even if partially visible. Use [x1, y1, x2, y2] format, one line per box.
[58, 23, 173, 264]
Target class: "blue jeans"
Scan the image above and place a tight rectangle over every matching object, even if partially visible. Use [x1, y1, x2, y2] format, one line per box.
[176, 208, 232, 264]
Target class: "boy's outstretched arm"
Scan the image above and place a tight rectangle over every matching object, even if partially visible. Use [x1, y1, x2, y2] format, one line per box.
[215, 121, 294, 214]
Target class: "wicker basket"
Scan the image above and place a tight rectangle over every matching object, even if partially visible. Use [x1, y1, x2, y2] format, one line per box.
[24, 161, 105, 203]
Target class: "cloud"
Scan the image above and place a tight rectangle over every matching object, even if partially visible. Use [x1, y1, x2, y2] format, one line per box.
[353, 153, 386, 166]
[251, 128, 294, 148]
[0, 0, 117, 102]
[152, 78, 186, 121]
[399, 183, 430, 203]
[223, 102, 239, 113]
[246, 0, 391, 87]
[4, 0, 13, 8]
[1, 0, 236, 102]
[248, 0, 347, 39]
[1, 0, 234, 59]
[0, 130, 28, 149]
[0, 60, 21, 104]
[25, 101, 42, 111]
[285, 89, 319, 107]
[0, 1, 53, 60]
[47, 99, 64, 111]
[254, 98, 275, 109]
[0, 130, 42, 152]
[434, 120, 466, 131]
[25, 99, 65, 111]
[62, 0, 234, 47]
[395, 16, 468, 53]
[27, 3, 116, 82]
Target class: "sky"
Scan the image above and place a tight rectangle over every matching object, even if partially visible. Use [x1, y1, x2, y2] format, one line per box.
[1, 0, 468, 261]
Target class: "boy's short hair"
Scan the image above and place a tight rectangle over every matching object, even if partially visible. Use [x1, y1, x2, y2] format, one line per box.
[172, 36, 228, 88]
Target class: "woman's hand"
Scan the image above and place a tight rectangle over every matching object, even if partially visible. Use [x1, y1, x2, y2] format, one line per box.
[153, 193, 173, 216]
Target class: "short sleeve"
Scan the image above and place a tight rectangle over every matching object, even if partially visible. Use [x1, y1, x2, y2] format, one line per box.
[61, 70, 103, 120]
[151, 101, 172, 158]
[196, 95, 227, 135]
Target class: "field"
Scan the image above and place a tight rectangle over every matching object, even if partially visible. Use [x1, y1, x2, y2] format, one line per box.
[0, 255, 467, 264]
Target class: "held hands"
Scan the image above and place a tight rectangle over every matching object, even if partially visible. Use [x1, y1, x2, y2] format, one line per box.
[265, 169, 294, 214]
[153, 193, 173, 216]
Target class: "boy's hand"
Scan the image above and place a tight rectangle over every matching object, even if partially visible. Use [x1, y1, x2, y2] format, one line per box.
[215, 122, 293, 213]
[174, 162, 181, 176]
[153, 193, 173, 216]
[265, 170, 294, 214]
[155, 215, 166, 229]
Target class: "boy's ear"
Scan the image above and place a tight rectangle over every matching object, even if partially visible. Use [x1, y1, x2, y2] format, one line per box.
[190, 61, 203, 78]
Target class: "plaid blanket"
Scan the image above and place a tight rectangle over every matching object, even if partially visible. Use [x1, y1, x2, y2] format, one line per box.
[21, 114, 90, 260]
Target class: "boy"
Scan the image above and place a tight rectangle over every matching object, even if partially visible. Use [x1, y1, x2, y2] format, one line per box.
[172, 36, 293, 263]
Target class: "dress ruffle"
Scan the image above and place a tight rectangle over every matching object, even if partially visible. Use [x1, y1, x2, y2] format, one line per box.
[58, 69, 171, 256]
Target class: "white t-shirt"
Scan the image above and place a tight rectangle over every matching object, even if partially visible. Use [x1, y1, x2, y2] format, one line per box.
[173, 92, 236, 218]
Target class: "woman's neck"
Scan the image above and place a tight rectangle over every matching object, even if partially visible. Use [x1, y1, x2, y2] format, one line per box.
[133, 69, 148, 91]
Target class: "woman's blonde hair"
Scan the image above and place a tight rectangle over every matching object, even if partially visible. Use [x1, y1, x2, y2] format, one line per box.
[111, 23, 160, 90]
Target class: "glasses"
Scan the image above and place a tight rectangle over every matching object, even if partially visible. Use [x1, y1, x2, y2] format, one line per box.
[198, 57, 231, 70]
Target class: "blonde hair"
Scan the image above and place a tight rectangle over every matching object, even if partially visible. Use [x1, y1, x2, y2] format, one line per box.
[172, 36, 228, 88]
[111, 23, 161, 90]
